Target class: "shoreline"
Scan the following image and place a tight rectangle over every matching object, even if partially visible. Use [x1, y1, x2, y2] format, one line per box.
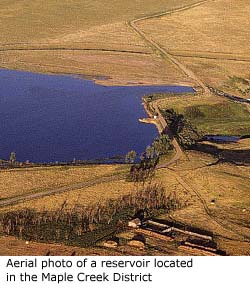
[0, 65, 194, 88]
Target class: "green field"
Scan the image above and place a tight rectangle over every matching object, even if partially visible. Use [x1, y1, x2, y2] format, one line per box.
[183, 101, 250, 135]
[157, 94, 250, 136]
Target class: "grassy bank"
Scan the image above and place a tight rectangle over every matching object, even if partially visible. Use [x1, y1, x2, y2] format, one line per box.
[184, 101, 250, 135]
[157, 94, 250, 136]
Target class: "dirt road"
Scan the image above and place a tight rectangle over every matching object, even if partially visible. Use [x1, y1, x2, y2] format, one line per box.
[153, 103, 187, 167]
[0, 46, 150, 56]
[129, 0, 212, 95]
[0, 173, 123, 208]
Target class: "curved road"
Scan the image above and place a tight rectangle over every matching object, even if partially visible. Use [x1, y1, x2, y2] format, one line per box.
[129, 0, 212, 95]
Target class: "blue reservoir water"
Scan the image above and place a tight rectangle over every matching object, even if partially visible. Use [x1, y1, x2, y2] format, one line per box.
[0, 69, 193, 163]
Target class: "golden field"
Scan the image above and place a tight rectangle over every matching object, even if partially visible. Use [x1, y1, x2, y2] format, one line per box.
[1, 0, 249, 92]
[139, 0, 250, 95]
[0, 0, 199, 85]
[1, 176, 135, 213]
[0, 165, 125, 200]
[158, 151, 250, 255]
[0, 0, 199, 43]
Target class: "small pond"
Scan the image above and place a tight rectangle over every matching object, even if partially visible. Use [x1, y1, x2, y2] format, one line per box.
[203, 135, 241, 143]
[0, 69, 193, 163]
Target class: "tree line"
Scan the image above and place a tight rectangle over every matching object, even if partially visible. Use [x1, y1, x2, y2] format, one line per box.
[0, 183, 183, 246]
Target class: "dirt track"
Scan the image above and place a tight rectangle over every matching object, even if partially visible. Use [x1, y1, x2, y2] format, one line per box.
[169, 50, 250, 62]
[0, 173, 123, 208]
[0, 46, 150, 56]
[129, 0, 212, 95]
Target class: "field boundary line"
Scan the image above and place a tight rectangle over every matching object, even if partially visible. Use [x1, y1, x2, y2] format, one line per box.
[0, 174, 124, 208]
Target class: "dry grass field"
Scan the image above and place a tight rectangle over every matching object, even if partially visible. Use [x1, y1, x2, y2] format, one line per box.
[0, 0, 200, 85]
[1, 0, 250, 90]
[0, 233, 217, 256]
[140, 0, 250, 54]
[0, 164, 125, 200]
[0, 235, 127, 256]
[0, 0, 199, 43]
[1, 49, 189, 86]
[0, 176, 135, 213]
[158, 151, 250, 255]
[139, 0, 250, 96]
[204, 138, 250, 151]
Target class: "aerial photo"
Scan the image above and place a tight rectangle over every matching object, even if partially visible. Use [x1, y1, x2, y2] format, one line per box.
[0, 0, 249, 256]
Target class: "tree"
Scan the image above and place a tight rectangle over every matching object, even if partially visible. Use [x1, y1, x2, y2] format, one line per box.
[125, 150, 137, 163]
[152, 134, 173, 156]
[162, 109, 201, 148]
[9, 152, 16, 164]
[145, 145, 155, 159]
[162, 109, 185, 135]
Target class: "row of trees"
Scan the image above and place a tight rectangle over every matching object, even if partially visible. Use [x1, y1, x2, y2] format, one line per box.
[125, 134, 173, 164]
[0, 184, 182, 244]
